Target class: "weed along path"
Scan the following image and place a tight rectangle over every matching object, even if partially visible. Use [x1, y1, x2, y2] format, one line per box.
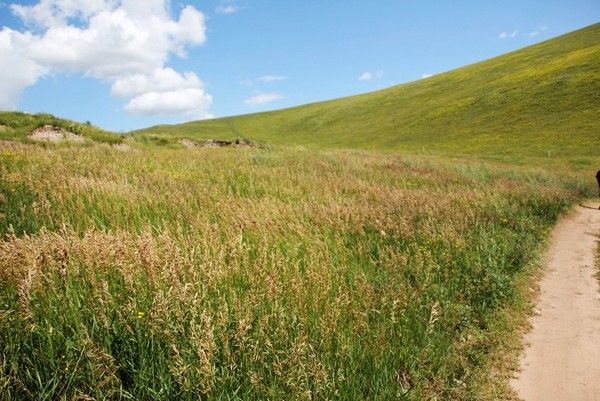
[512, 205, 600, 401]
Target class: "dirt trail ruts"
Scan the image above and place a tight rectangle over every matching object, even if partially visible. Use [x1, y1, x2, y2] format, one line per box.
[511, 204, 600, 401]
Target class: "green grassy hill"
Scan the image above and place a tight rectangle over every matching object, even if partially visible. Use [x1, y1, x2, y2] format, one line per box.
[135, 23, 600, 160]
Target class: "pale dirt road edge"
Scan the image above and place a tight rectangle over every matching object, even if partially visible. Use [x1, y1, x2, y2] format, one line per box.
[510, 204, 600, 401]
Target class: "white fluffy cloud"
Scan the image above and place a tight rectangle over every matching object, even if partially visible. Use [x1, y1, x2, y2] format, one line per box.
[421, 73, 433, 79]
[0, 28, 47, 109]
[499, 29, 518, 39]
[358, 72, 372, 81]
[358, 69, 383, 82]
[110, 68, 202, 98]
[125, 88, 212, 118]
[0, 0, 212, 119]
[245, 92, 283, 106]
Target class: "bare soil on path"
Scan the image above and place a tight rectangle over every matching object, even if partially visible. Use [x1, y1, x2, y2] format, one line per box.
[511, 204, 600, 401]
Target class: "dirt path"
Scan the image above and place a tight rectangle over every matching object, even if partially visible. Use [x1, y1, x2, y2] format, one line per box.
[511, 204, 600, 401]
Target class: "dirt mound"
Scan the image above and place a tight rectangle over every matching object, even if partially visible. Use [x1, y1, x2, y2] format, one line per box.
[29, 125, 84, 143]
[179, 138, 199, 148]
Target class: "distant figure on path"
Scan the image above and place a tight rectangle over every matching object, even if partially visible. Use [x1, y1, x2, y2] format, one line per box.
[597, 170, 600, 207]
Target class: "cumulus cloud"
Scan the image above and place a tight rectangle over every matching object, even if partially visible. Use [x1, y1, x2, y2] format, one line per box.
[110, 68, 202, 98]
[125, 88, 212, 118]
[499, 29, 518, 39]
[0, 0, 212, 119]
[245, 92, 283, 106]
[359, 69, 383, 82]
[358, 72, 373, 81]
[528, 25, 547, 37]
[0, 28, 47, 109]
[421, 73, 433, 79]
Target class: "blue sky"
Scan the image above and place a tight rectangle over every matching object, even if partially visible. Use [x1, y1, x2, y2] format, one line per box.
[0, 0, 598, 132]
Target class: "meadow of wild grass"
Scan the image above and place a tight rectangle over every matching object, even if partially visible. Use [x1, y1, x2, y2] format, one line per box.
[0, 139, 591, 400]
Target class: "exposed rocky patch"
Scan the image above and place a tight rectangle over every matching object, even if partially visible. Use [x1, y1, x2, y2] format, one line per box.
[212, 138, 257, 148]
[180, 138, 258, 149]
[29, 125, 84, 143]
[179, 138, 199, 148]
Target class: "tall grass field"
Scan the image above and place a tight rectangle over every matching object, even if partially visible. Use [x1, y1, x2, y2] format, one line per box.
[1, 139, 595, 400]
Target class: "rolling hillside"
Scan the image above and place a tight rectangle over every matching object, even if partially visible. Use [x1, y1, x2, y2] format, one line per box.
[135, 23, 600, 159]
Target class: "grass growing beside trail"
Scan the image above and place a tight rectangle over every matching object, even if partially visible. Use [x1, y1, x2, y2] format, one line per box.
[0, 140, 592, 400]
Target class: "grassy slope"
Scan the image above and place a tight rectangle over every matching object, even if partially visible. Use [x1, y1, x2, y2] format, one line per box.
[135, 23, 600, 161]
